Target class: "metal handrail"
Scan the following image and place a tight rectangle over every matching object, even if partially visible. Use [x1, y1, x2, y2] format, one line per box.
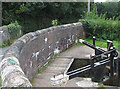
[66, 58, 110, 76]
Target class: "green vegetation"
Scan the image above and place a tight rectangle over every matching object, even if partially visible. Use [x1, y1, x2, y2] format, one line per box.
[0, 38, 20, 48]
[96, 2, 119, 19]
[0, 39, 14, 48]
[78, 2, 119, 51]
[7, 21, 22, 39]
[97, 83, 105, 89]
[1, 2, 119, 87]
[2, 2, 119, 42]
[52, 19, 58, 26]
[0, 22, 22, 48]
[77, 39, 119, 51]
[97, 85, 105, 89]
[0, 75, 1, 88]
[2, 2, 94, 34]
[79, 8, 119, 41]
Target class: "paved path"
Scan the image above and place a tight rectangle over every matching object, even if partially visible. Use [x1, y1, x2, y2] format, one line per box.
[32, 45, 118, 88]
[0, 46, 9, 62]
[32, 45, 96, 87]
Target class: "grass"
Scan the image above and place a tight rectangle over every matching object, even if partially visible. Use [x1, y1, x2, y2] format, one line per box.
[0, 76, 1, 88]
[0, 39, 14, 48]
[77, 39, 120, 51]
[0, 35, 22, 48]
[38, 38, 119, 74]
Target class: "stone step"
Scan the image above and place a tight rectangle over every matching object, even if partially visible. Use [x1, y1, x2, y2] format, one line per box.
[52, 59, 71, 64]
[50, 63, 68, 67]
[35, 73, 54, 79]
[44, 66, 66, 74]
[32, 78, 51, 87]
[33, 78, 68, 87]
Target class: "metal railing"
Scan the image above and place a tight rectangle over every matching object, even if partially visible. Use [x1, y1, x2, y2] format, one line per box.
[66, 37, 119, 82]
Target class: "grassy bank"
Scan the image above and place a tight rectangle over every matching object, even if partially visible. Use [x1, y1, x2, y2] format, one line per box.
[76, 39, 119, 51]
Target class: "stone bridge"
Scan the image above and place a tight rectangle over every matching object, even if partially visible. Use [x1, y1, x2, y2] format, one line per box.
[0, 22, 85, 87]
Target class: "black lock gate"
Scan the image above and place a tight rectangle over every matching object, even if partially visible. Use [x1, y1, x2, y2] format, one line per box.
[66, 37, 118, 82]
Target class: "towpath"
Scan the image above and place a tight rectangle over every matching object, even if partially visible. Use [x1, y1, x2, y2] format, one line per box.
[32, 45, 96, 87]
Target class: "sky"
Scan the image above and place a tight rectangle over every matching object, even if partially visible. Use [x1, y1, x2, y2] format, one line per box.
[94, 0, 106, 2]
[94, 0, 120, 2]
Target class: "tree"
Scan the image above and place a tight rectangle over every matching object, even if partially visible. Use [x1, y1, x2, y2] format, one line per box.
[2, 2, 89, 33]
[96, 2, 119, 19]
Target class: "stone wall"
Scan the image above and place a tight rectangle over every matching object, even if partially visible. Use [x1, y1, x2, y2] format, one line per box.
[0, 27, 10, 44]
[0, 22, 85, 87]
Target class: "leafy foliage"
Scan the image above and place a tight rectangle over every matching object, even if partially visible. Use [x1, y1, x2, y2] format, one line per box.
[96, 2, 119, 19]
[79, 8, 119, 41]
[77, 39, 119, 51]
[0, 22, 22, 48]
[0, 39, 14, 48]
[52, 19, 58, 26]
[2, 2, 89, 34]
[7, 21, 22, 39]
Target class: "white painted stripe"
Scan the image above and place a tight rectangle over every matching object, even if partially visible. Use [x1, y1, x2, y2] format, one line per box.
[79, 39, 84, 43]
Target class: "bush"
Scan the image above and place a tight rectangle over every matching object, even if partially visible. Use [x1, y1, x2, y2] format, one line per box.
[0, 22, 22, 48]
[7, 21, 22, 39]
[52, 19, 58, 26]
[79, 9, 119, 41]
[0, 39, 14, 47]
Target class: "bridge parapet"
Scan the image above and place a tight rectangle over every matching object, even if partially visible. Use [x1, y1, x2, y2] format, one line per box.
[0, 22, 85, 87]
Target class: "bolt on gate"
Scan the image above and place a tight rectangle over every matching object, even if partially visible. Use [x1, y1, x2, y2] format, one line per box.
[51, 37, 119, 85]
